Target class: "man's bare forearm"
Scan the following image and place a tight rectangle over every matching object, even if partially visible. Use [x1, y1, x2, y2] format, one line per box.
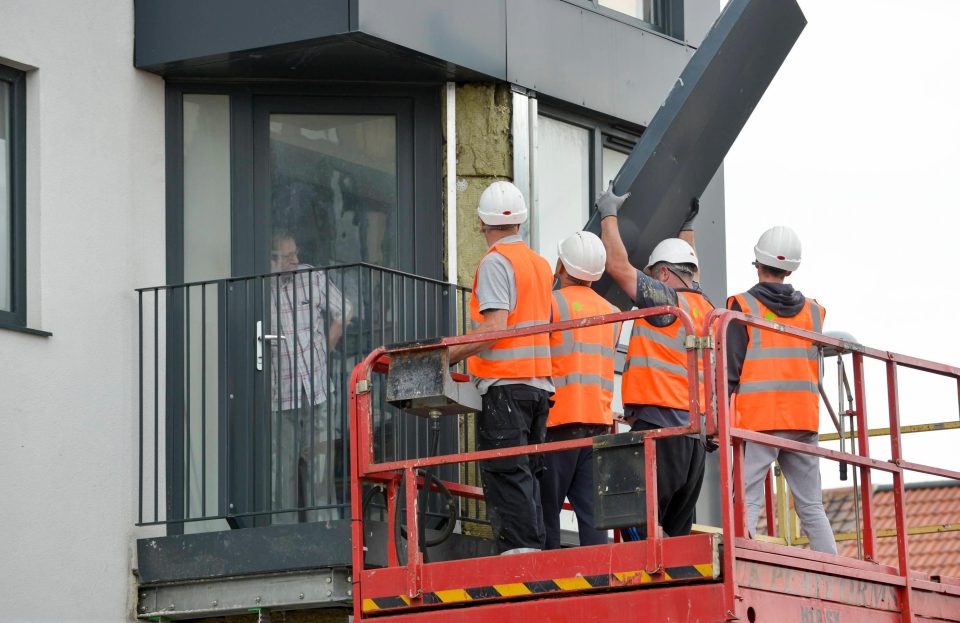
[448, 309, 508, 364]
[600, 216, 639, 301]
[327, 321, 343, 349]
[448, 339, 495, 364]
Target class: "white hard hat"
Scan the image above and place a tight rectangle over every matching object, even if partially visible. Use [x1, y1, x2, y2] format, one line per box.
[645, 238, 699, 271]
[754, 226, 801, 271]
[557, 231, 606, 282]
[477, 181, 528, 225]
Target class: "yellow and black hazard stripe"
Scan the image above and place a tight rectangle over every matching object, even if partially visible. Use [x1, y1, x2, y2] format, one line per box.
[361, 564, 714, 612]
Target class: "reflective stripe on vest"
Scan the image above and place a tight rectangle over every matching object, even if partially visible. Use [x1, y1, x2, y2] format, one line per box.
[732, 292, 826, 432]
[547, 286, 619, 427]
[467, 242, 554, 379]
[621, 289, 714, 411]
[552, 372, 616, 393]
[738, 292, 822, 361]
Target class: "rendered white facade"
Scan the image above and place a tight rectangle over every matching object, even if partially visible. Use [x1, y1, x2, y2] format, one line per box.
[0, 2, 165, 621]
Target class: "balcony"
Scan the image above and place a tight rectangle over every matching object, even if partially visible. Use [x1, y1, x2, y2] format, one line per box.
[134, 264, 493, 620]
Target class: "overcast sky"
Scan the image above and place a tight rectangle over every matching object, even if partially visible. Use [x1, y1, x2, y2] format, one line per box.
[722, 0, 960, 489]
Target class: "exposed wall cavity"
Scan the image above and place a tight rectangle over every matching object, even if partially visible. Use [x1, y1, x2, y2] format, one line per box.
[454, 83, 513, 288]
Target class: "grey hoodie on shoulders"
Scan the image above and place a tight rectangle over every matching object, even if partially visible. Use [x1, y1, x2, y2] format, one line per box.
[725, 282, 809, 393]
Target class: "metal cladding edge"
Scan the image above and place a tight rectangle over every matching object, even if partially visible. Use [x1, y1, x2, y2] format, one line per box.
[587, 0, 807, 309]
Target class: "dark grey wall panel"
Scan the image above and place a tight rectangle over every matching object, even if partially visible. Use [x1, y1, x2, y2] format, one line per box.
[357, 0, 507, 80]
[694, 165, 727, 307]
[694, 164, 725, 529]
[135, 0, 350, 68]
[506, 0, 694, 127]
[136, 0, 704, 129]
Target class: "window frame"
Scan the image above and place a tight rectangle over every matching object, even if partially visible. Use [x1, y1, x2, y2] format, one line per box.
[0, 63, 27, 331]
[563, 0, 682, 39]
[536, 102, 643, 222]
[533, 103, 641, 406]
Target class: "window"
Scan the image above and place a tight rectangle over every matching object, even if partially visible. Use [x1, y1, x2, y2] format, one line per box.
[0, 64, 26, 330]
[595, 0, 679, 37]
[531, 107, 639, 416]
[532, 108, 639, 270]
[534, 116, 591, 270]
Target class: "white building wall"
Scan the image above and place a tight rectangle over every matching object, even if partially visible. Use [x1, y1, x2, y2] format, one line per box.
[0, 2, 165, 622]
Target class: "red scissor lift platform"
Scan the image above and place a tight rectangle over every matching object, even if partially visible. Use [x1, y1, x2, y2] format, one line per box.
[348, 306, 960, 622]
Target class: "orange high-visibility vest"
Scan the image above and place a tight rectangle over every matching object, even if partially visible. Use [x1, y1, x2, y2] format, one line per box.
[621, 290, 714, 412]
[729, 292, 825, 432]
[547, 286, 620, 427]
[468, 241, 553, 379]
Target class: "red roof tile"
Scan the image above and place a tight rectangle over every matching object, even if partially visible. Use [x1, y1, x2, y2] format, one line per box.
[759, 481, 960, 578]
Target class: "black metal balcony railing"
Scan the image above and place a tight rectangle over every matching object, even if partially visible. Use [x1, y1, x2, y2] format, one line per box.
[136, 263, 471, 531]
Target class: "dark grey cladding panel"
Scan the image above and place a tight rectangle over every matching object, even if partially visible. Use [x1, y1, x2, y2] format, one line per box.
[135, 0, 350, 68]
[506, 0, 695, 127]
[586, 0, 805, 308]
[356, 0, 507, 80]
[136, 0, 695, 120]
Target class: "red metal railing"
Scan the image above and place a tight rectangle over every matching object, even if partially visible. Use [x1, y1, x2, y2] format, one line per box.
[703, 308, 960, 622]
[348, 306, 703, 619]
[348, 306, 960, 622]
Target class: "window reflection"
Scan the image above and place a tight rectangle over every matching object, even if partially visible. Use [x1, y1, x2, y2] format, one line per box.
[268, 114, 399, 523]
[269, 114, 398, 270]
[535, 115, 591, 270]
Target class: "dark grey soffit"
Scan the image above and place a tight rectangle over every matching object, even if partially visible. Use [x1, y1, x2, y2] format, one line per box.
[135, 0, 697, 126]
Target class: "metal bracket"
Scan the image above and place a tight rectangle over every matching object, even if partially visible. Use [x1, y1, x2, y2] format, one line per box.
[356, 379, 371, 394]
[684, 335, 714, 350]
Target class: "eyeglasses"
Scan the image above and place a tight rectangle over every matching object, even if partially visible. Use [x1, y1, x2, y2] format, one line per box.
[271, 249, 299, 261]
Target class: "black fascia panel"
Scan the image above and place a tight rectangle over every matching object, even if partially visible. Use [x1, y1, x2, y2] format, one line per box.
[134, 0, 350, 69]
[356, 0, 507, 81]
[136, 522, 353, 584]
[586, 0, 806, 307]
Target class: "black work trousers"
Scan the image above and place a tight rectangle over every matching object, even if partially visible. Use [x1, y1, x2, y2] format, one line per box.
[540, 423, 610, 549]
[630, 419, 706, 538]
[477, 384, 551, 552]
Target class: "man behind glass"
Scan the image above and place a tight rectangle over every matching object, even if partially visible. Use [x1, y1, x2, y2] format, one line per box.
[269, 230, 348, 523]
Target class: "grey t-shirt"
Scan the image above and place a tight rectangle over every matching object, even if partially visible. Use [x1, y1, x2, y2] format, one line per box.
[625, 270, 703, 428]
[472, 235, 554, 396]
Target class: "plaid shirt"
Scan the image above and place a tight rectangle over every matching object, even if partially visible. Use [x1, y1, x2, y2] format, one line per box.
[270, 265, 347, 410]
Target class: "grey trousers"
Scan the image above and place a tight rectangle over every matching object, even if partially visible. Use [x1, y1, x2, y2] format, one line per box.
[743, 430, 838, 554]
[271, 400, 335, 524]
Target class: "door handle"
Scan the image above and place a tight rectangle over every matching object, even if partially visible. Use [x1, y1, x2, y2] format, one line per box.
[256, 320, 287, 371]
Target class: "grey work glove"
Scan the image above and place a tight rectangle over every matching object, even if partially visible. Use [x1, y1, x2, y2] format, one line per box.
[595, 181, 631, 220]
[680, 197, 700, 231]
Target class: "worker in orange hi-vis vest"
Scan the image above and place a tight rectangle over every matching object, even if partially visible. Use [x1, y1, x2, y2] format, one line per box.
[726, 225, 837, 555]
[448, 181, 554, 555]
[540, 231, 621, 550]
[597, 182, 714, 540]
